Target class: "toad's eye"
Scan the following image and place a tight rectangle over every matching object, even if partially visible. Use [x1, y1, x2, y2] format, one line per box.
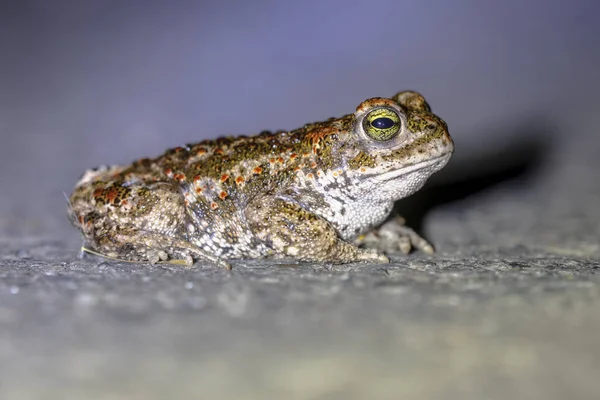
[371, 117, 395, 129]
[363, 108, 401, 141]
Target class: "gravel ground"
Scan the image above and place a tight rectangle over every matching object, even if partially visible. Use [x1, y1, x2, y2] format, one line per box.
[1, 245, 599, 400]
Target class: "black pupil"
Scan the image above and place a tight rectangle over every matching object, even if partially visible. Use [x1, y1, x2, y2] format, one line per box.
[371, 117, 395, 129]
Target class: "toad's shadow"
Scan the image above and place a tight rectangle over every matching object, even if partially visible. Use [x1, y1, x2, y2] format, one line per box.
[394, 119, 556, 232]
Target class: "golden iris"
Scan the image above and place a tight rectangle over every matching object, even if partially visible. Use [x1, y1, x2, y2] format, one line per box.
[363, 108, 401, 141]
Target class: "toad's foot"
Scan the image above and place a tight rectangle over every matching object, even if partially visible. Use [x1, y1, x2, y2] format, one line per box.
[80, 227, 233, 270]
[355, 216, 435, 256]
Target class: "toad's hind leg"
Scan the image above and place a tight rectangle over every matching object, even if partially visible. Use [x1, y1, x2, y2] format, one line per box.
[89, 227, 231, 270]
[69, 180, 231, 269]
[245, 195, 389, 264]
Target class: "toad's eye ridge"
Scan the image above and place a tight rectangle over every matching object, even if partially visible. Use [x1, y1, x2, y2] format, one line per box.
[363, 108, 401, 141]
[371, 117, 395, 130]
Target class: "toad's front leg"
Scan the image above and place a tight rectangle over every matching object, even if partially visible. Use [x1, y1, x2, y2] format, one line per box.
[245, 195, 389, 264]
[354, 215, 435, 256]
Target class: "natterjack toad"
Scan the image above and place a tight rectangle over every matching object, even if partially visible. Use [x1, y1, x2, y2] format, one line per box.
[68, 91, 453, 269]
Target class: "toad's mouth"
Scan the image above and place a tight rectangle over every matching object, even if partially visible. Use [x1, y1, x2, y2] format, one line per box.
[370, 153, 452, 183]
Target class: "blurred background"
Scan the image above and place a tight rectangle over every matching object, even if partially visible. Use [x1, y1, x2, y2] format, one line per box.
[0, 0, 598, 233]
